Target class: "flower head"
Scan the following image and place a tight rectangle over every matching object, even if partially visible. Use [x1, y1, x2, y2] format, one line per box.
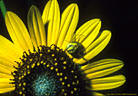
[0, 0, 125, 96]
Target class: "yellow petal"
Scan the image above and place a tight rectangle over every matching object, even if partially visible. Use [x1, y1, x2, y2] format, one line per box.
[28, 5, 46, 48]
[0, 78, 15, 93]
[0, 36, 18, 74]
[0, 87, 15, 93]
[5, 11, 33, 52]
[0, 35, 22, 61]
[0, 78, 14, 88]
[0, 73, 13, 78]
[81, 59, 124, 79]
[42, 0, 60, 46]
[74, 30, 111, 64]
[0, 55, 16, 74]
[93, 92, 105, 96]
[86, 30, 111, 53]
[42, 0, 52, 24]
[0, 55, 18, 68]
[48, 0, 60, 46]
[75, 19, 101, 48]
[57, 4, 79, 49]
[91, 75, 126, 90]
[0, 63, 15, 74]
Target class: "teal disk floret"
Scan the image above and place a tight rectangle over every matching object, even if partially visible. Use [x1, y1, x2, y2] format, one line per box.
[32, 73, 60, 96]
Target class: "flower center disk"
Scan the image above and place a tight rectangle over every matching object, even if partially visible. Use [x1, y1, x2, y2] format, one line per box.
[11, 45, 90, 96]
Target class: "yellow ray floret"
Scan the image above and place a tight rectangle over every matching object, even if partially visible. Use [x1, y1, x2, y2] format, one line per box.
[5, 12, 33, 52]
[0, 73, 13, 78]
[0, 87, 15, 94]
[75, 19, 101, 48]
[27, 6, 46, 48]
[0, 78, 15, 93]
[74, 30, 111, 64]
[93, 92, 105, 96]
[42, 0, 60, 46]
[0, 35, 22, 61]
[81, 59, 124, 79]
[57, 4, 79, 49]
[91, 75, 126, 90]
[42, 0, 52, 24]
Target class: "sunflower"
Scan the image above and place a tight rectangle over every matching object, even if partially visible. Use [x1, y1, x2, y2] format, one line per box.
[0, 0, 126, 96]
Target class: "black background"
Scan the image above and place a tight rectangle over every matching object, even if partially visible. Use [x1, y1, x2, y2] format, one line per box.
[0, 0, 137, 95]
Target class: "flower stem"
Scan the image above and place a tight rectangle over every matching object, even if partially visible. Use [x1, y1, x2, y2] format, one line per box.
[0, 0, 6, 18]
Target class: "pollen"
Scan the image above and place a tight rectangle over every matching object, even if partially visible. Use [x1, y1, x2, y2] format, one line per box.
[64, 76, 68, 80]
